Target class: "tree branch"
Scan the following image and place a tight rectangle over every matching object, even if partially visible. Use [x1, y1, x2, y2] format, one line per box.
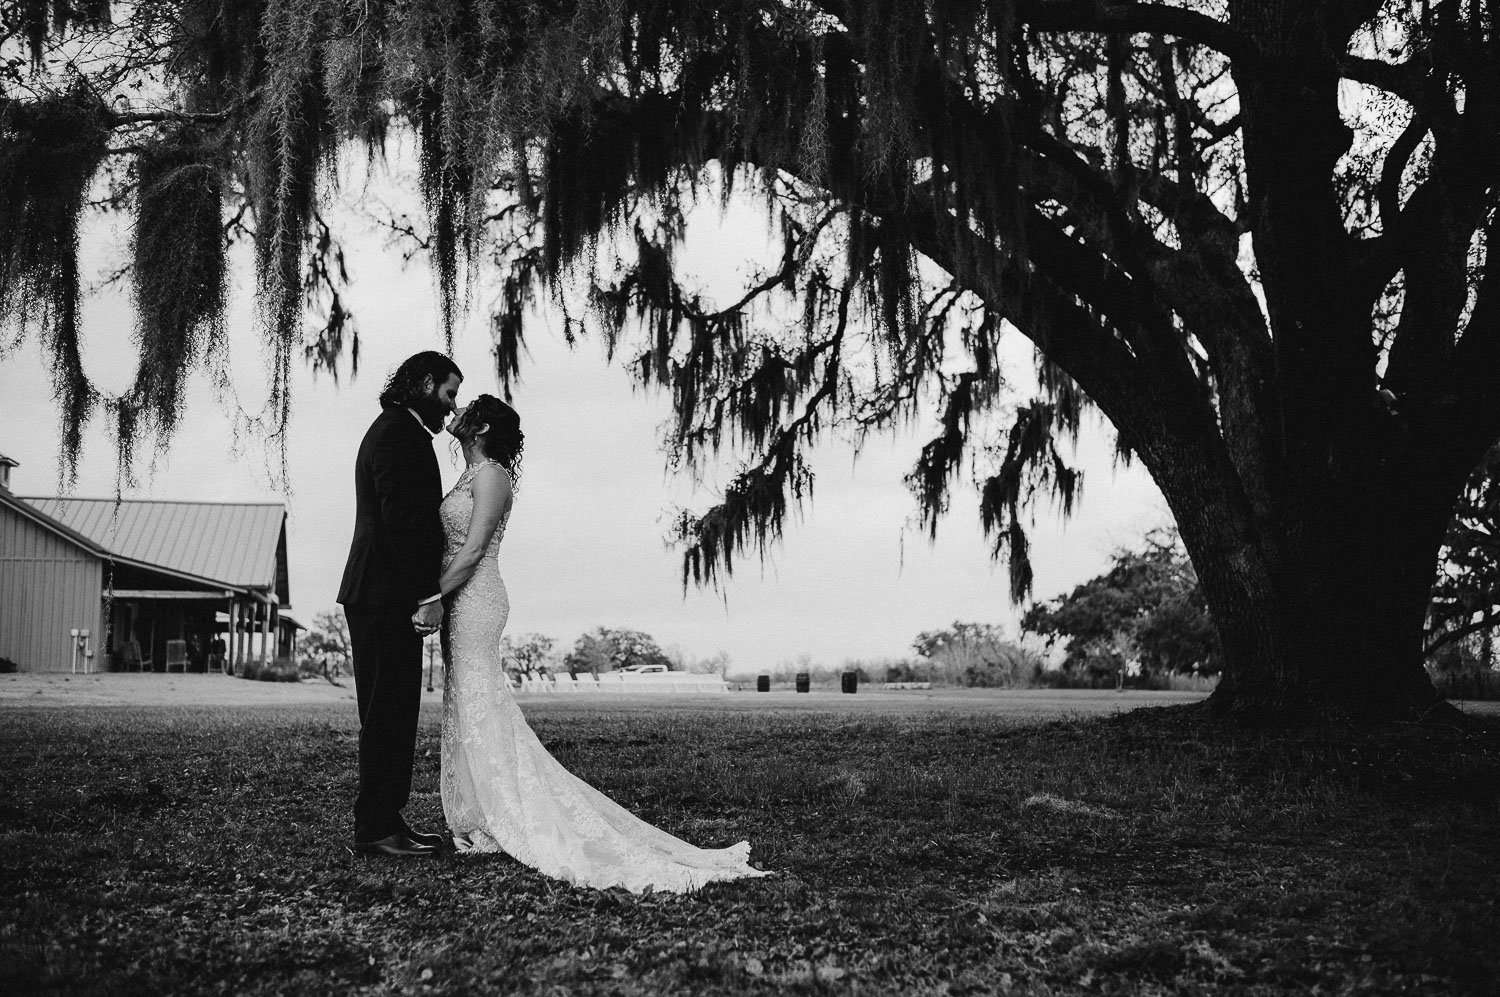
[1449, 235, 1500, 425]
[899, 198, 1148, 430]
[1018, 1, 1253, 62]
[1379, 91, 1500, 397]
[1129, 170, 1279, 523]
[900, 63, 1191, 377]
[1339, 55, 1425, 104]
[1425, 611, 1500, 657]
[1199, 111, 1241, 144]
[105, 108, 232, 127]
[1377, 111, 1429, 235]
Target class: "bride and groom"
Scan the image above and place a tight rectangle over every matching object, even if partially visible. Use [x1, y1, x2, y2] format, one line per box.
[337, 351, 768, 893]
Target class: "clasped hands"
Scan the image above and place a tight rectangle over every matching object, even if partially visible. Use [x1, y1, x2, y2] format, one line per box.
[411, 600, 444, 636]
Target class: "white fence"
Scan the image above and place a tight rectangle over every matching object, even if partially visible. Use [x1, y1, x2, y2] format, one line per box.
[515, 671, 730, 694]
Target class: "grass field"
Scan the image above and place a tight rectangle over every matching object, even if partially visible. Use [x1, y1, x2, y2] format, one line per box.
[2, 696, 1498, 995]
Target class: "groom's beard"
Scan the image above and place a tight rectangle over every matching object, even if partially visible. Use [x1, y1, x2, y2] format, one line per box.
[410, 393, 450, 433]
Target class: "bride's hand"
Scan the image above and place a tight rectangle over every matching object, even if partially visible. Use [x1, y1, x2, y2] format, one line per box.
[412, 601, 443, 634]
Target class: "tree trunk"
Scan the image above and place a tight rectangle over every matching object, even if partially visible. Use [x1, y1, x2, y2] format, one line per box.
[1153, 15, 1443, 722]
[1264, 475, 1446, 722]
[1160, 446, 1452, 723]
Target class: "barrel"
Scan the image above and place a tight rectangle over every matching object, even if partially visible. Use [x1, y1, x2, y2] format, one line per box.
[756, 674, 770, 692]
[841, 671, 858, 694]
[795, 672, 811, 693]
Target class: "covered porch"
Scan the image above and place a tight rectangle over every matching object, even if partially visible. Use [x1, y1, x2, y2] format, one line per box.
[106, 585, 299, 674]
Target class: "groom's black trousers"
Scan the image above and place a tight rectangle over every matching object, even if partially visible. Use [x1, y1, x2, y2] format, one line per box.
[347, 605, 423, 841]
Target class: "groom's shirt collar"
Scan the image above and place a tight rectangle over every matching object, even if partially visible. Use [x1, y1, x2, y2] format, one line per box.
[405, 407, 438, 437]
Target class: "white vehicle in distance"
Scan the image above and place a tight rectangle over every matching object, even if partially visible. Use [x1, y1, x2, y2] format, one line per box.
[619, 664, 669, 674]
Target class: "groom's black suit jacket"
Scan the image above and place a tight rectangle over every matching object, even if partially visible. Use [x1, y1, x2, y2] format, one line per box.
[337, 406, 445, 612]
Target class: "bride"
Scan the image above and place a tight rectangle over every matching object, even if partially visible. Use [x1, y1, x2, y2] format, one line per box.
[430, 393, 769, 893]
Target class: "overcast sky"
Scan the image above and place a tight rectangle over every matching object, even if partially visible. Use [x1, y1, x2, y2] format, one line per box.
[0, 156, 1167, 674]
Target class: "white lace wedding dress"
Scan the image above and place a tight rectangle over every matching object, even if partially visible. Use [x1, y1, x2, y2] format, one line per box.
[438, 460, 770, 892]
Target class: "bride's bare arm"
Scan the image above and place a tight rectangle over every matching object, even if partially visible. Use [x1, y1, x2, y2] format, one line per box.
[439, 464, 513, 596]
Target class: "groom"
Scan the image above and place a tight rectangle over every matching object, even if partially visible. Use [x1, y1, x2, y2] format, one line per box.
[338, 350, 463, 857]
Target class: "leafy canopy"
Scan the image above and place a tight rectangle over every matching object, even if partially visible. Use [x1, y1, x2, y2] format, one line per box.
[500, 633, 558, 674]
[564, 627, 671, 674]
[1022, 528, 1220, 676]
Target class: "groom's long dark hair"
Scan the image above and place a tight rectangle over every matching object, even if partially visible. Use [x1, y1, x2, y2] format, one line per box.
[379, 351, 462, 408]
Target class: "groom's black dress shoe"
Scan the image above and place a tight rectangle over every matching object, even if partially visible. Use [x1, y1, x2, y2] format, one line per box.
[348, 833, 439, 857]
[403, 827, 451, 851]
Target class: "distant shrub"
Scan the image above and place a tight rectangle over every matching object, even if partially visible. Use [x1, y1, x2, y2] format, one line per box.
[1033, 667, 1097, 689]
[1429, 667, 1500, 701]
[1159, 671, 1220, 693]
[1031, 664, 1215, 691]
[955, 650, 1045, 688]
[729, 651, 1218, 692]
[295, 652, 352, 682]
[0, 656, 18, 673]
[1426, 634, 1500, 700]
[912, 622, 1052, 687]
[878, 659, 928, 684]
[729, 654, 865, 689]
[238, 661, 301, 683]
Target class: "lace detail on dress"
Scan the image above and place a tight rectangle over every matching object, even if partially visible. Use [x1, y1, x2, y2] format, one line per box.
[438, 462, 769, 893]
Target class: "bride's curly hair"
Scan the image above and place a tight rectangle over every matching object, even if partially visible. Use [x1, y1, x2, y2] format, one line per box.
[452, 394, 524, 491]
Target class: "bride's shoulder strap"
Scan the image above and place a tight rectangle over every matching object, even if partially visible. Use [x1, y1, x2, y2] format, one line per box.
[471, 460, 513, 491]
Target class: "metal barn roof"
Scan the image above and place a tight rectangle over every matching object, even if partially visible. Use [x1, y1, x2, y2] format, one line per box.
[20, 497, 285, 590]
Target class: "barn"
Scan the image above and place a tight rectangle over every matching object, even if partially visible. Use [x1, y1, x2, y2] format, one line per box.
[0, 454, 301, 674]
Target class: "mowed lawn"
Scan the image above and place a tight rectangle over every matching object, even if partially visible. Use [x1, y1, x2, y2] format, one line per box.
[2, 693, 1498, 996]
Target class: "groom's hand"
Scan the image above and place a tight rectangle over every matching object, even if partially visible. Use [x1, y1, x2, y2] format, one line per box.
[412, 600, 444, 634]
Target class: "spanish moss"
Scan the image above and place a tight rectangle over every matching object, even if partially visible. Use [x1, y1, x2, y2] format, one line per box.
[128, 127, 227, 449]
[0, 85, 110, 484]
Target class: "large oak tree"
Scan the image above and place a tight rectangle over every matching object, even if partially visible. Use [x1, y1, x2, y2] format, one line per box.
[2, 1, 1496, 721]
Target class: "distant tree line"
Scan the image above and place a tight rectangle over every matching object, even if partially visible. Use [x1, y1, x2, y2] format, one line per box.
[885, 530, 1218, 691]
[562, 628, 671, 676]
[913, 508, 1499, 695]
[294, 499, 1499, 695]
[295, 615, 730, 682]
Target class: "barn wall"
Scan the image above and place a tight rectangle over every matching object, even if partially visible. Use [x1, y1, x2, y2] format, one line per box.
[0, 505, 104, 672]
